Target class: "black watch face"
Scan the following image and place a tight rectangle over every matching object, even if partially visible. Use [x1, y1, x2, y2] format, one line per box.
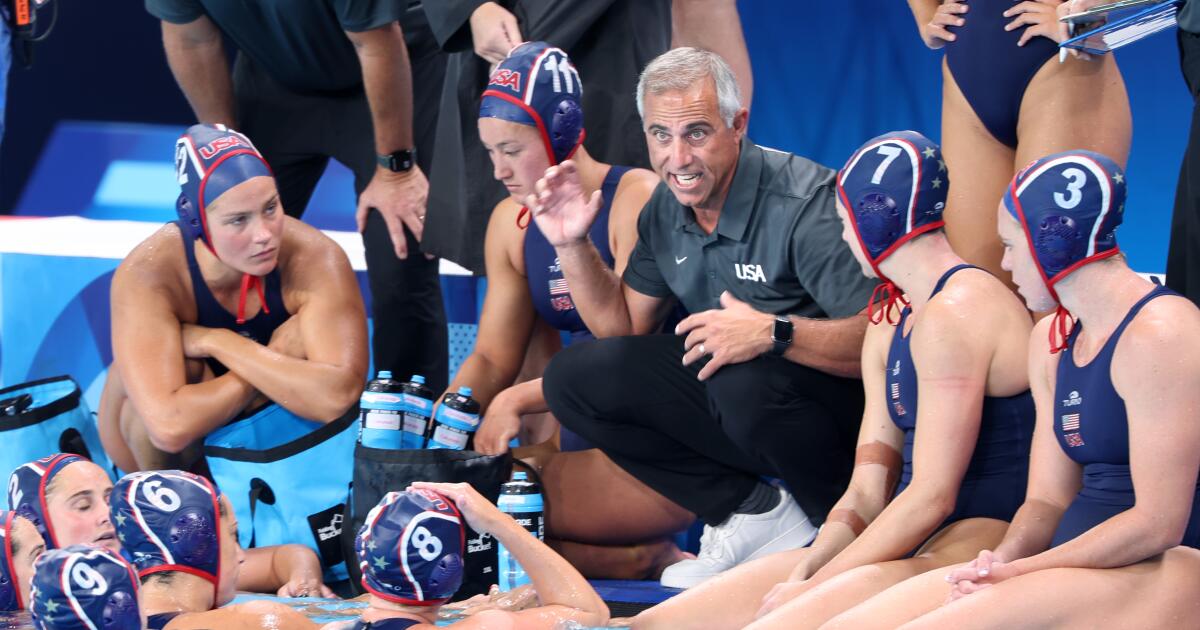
[381, 150, 415, 172]
[774, 318, 793, 343]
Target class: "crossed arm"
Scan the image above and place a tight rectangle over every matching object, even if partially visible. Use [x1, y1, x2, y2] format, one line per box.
[113, 238, 368, 453]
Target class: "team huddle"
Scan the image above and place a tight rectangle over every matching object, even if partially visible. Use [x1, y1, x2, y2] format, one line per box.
[4, 1, 1200, 628]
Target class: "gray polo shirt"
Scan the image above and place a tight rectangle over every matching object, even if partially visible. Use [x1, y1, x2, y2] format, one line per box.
[623, 138, 875, 320]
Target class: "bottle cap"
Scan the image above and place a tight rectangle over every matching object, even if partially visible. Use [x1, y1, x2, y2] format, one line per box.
[378, 370, 393, 379]
[458, 386, 473, 397]
[412, 375, 426, 384]
[512, 472, 528, 482]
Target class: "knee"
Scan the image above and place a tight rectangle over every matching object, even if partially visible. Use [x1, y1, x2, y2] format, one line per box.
[544, 339, 622, 408]
[717, 379, 782, 453]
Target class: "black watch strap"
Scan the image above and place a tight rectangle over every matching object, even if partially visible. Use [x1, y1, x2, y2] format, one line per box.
[377, 148, 416, 172]
[770, 315, 793, 356]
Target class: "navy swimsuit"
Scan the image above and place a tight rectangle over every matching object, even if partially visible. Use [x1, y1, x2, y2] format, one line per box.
[886, 265, 1034, 524]
[1050, 285, 1200, 547]
[147, 611, 182, 630]
[523, 166, 629, 451]
[944, 0, 1058, 148]
[178, 222, 289, 377]
[524, 165, 629, 342]
[351, 618, 422, 630]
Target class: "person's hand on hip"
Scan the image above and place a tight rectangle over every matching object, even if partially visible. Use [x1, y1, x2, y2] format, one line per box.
[356, 165, 429, 260]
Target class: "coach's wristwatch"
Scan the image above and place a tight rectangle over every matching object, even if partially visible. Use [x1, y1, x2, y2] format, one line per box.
[377, 148, 417, 173]
[770, 315, 793, 356]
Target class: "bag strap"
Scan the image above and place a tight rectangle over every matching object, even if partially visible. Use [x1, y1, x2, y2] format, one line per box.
[247, 478, 276, 549]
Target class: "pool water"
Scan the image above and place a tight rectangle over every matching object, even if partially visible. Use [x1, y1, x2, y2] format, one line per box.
[229, 593, 471, 626]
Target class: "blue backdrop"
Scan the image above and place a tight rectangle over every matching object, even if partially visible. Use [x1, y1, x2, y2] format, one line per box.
[1, 0, 1192, 273]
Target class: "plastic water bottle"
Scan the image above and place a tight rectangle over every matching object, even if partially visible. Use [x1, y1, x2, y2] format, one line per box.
[497, 472, 543, 591]
[359, 371, 404, 449]
[400, 375, 435, 449]
[426, 387, 481, 450]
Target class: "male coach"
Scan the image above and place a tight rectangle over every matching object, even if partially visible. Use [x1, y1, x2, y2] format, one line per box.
[530, 48, 876, 588]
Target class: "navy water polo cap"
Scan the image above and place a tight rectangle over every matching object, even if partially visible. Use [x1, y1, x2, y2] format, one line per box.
[355, 490, 465, 606]
[1004, 150, 1125, 352]
[8, 454, 88, 549]
[110, 470, 223, 607]
[29, 545, 140, 630]
[837, 131, 948, 324]
[480, 41, 585, 166]
[174, 123, 275, 324]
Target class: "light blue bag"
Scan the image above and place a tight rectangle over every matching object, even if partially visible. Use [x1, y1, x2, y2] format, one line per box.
[203, 403, 357, 582]
[0, 375, 114, 479]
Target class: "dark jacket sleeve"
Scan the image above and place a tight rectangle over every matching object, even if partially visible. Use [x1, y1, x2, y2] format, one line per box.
[514, 0, 619, 51]
[423, 0, 488, 51]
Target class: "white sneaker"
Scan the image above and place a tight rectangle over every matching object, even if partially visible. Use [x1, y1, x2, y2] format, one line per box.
[660, 487, 817, 589]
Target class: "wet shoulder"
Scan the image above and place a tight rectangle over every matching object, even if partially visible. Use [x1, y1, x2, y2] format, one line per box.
[113, 223, 190, 307]
[1113, 292, 1200, 370]
[276, 216, 352, 286]
[487, 196, 527, 277]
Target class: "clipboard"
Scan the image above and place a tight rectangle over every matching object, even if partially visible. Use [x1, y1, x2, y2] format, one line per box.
[1060, 0, 1183, 54]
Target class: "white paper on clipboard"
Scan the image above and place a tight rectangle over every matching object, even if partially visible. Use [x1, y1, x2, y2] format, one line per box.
[1059, 0, 1183, 54]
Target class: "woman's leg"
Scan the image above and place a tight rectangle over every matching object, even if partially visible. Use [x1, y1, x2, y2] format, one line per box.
[820, 563, 961, 630]
[546, 537, 690, 580]
[899, 547, 1200, 630]
[542, 449, 694, 544]
[746, 518, 1009, 630]
[940, 59, 1019, 285]
[631, 548, 811, 630]
[1016, 54, 1132, 169]
[97, 359, 208, 472]
[540, 448, 695, 579]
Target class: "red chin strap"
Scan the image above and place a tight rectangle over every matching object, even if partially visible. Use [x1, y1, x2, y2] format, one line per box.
[868, 280, 909, 326]
[236, 273, 268, 325]
[1048, 304, 1074, 354]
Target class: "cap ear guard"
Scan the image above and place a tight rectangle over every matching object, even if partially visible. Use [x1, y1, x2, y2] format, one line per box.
[175, 193, 205, 242]
[854, 191, 901, 259]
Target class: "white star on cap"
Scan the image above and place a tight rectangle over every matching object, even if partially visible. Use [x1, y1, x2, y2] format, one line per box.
[938, 159, 946, 172]
[43, 599, 60, 614]
[932, 177, 943, 189]
[1114, 172, 1124, 185]
[373, 555, 389, 570]
[115, 513, 127, 527]
[922, 146, 936, 159]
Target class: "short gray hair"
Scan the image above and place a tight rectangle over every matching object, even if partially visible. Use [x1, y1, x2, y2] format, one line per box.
[636, 47, 743, 128]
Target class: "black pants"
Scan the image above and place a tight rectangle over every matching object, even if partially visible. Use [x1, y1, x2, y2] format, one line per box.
[1170, 30, 1200, 307]
[232, 30, 449, 393]
[543, 334, 863, 526]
